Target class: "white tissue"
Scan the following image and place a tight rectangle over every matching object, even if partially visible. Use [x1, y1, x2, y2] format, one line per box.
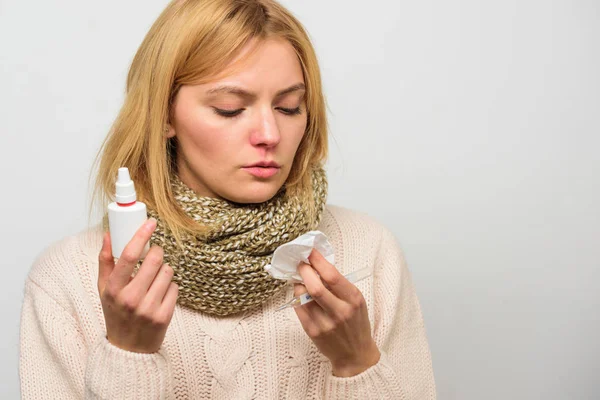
[264, 230, 335, 282]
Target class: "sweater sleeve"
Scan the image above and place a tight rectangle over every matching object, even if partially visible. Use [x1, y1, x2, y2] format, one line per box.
[20, 274, 172, 399]
[324, 226, 436, 399]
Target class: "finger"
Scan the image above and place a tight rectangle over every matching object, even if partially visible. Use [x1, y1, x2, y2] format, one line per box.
[293, 283, 335, 336]
[125, 246, 164, 295]
[297, 262, 346, 316]
[293, 283, 316, 329]
[294, 279, 310, 295]
[144, 263, 174, 307]
[308, 249, 358, 300]
[98, 232, 115, 295]
[156, 282, 179, 323]
[110, 218, 157, 290]
[303, 300, 336, 332]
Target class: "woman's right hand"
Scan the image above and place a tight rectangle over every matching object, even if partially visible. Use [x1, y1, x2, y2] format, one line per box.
[97, 218, 179, 353]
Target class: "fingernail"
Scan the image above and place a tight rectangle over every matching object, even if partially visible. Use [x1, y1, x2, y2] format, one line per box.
[145, 218, 157, 230]
[299, 262, 312, 270]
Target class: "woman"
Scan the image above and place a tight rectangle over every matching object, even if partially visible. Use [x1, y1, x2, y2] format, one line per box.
[19, 0, 436, 398]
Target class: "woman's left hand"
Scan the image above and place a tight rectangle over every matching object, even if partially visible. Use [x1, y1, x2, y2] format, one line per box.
[294, 249, 381, 377]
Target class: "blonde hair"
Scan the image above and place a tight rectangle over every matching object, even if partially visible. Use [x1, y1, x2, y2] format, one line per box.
[90, 0, 328, 241]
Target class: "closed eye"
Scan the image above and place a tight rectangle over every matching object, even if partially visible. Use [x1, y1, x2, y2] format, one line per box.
[213, 107, 244, 118]
[212, 106, 302, 118]
[277, 106, 302, 115]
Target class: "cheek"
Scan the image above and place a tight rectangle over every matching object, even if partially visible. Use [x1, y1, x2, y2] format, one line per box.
[286, 117, 308, 147]
[176, 108, 233, 156]
[276, 110, 307, 139]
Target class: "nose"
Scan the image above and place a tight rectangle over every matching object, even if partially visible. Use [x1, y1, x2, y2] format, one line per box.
[249, 107, 281, 148]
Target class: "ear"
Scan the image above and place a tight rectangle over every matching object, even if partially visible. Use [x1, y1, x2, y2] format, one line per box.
[165, 124, 176, 138]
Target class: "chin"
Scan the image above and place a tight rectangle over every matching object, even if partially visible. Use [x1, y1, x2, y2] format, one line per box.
[221, 182, 283, 204]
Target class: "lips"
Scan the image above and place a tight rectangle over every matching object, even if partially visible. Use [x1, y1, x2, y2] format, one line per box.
[242, 166, 280, 178]
[245, 161, 281, 168]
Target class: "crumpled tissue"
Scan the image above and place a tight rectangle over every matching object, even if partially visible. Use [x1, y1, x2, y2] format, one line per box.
[264, 230, 335, 283]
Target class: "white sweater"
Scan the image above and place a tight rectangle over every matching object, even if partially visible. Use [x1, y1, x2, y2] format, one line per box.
[19, 204, 436, 399]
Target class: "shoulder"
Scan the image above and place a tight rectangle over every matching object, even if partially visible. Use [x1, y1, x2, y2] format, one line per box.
[26, 225, 104, 309]
[322, 204, 389, 237]
[28, 225, 104, 281]
[321, 204, 402, 270]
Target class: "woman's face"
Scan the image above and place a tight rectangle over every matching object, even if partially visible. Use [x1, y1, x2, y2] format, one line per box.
[167, 38, 308, 204]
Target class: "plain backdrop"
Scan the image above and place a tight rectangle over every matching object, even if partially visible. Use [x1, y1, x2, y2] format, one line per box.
[1, 0, 599, 398]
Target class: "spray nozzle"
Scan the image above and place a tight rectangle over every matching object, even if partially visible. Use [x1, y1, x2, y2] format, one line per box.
[118, 167, 131, 183]
[115, 167, 137, 204]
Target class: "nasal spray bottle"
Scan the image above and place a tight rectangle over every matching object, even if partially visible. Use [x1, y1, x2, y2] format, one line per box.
[108, 167, 150, 259]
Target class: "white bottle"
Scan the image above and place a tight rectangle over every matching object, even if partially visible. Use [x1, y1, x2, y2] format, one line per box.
[108, 167, 150, 259]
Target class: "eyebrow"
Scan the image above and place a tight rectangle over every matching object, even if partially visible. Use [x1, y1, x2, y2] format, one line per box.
[206, 83, 306, 99]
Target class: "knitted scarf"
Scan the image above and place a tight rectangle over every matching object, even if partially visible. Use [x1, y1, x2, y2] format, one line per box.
[145, 166, 328, 316]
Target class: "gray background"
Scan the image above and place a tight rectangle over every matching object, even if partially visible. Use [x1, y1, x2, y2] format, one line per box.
[1, 0, 599, 398]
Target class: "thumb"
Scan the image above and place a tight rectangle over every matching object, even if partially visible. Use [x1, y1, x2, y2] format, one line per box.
[98, 231, 115, 295]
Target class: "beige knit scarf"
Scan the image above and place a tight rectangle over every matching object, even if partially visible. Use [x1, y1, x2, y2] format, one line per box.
[144, 166, 328, 316]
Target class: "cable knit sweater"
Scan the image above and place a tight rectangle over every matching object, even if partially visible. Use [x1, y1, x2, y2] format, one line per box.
[19, 204, 436, 399]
